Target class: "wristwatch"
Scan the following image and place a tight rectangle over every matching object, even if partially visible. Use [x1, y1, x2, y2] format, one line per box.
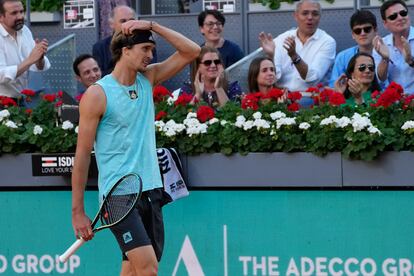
[407, 57, 414, 67]
[292, 55, 302, 65]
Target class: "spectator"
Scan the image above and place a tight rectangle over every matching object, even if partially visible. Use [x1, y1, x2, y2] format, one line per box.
[0, 0, 50, 99]
[73, 54, 102, 91]
[248, 56, 277, 93]
[198, 9, 244, 68]
[377, 0, 414, 94]
[334, 52, 381, 106]
[92, 5, 157, 76]
[180, 46, 241, 108]
[260, 0, 336, 91]
[330, 10, 389, 87]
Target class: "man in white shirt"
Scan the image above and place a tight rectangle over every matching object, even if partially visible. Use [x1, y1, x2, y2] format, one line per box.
[260, 0, 336, 92]
[0, 0, 50, 98]
[377, 0, 414, 94]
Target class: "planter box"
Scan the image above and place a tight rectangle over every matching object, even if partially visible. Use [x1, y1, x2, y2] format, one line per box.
[184, 152, 342, 187]
[30, 11, 61, 23]
[342, 151, 414, 187]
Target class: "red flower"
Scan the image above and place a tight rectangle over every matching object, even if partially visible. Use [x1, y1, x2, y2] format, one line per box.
[317, 83, 324, 88]
[43, 94, 56, 102]
[155, 110, 167, 121]
[372, 83, 403, 108]
[75, 94, 83, 102]
[402, 94, 414, 109]
[371, 90, 380, 99]
[0, 96, 17, 107]
[241, 93, 260, 110]
[329, 92, 346, 106]
[55, 100, 63, 107]
[153, 85, 172, 103]
[306, 87, 320, 93]
[319, 88, 335, 103]
[262, 88, 284, 101]
[196, 105, 215, 123]
[57, 91, 64, 98]
[287, 102, 300, 112]
[174, 93, 193, 107]
[288, 91, 302, 102]
[25, 109, 32, 115]
[21, 89, 35, 96]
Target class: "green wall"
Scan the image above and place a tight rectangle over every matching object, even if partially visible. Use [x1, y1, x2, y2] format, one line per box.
[0, 191, 414, 275]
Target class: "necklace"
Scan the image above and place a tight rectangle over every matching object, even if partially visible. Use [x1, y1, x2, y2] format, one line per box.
[113, 75, 139, 100]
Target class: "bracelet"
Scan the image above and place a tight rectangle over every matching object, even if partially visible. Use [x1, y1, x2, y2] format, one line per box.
[292, 55, 302, 65]
[408, 57, 414, 67]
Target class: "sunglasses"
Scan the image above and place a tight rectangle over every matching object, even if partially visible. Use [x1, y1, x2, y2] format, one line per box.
[352, 26, 373, 35]
[357, 64, 375, 72]
[387, 10, 408, 21]
[201, 59, 221, 66]
[204, 21, 223, 28]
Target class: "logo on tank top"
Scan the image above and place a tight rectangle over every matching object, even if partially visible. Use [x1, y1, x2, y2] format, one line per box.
[129, 90, 138, 100]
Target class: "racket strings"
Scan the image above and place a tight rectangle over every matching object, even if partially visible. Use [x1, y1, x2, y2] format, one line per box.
[103, 194, 138, 225]
[101, 174, 142, 226]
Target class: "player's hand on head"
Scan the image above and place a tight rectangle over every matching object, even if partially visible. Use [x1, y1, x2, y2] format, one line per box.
[121, 20, 152, 35]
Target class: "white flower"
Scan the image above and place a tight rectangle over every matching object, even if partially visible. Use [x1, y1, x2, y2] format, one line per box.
[351, 113, 371, 132]
[162, 119, 185, 137]
[368, 126, 381, 135]
[0, 110, 10, 122]
[183, 117, 200, 127]
[243, 120, 254, 130]
[335, 116, 351, 128]
[62, 120, 74, 130]
[254, 118, 271, 130]
[320, 115, 337, 126]
[253, 112, 262, 120]
[270, 111, 286, 121]
[220, 120, 228, 126]
[402, 120, 414, 130]
[155, 120, 166, 130]
[186, 112, 197, 119]
[208, 118, 219, 125]
[5, 120, 17, 129]
[186, 123, 208, 137]
[270, 129, 276, 136]
[299, 122, 311, 130]
[235, 115, 246, 128]
[75, 126, 79, 134]
[33, 125, 43, 135]
[276, 117, 296, 129]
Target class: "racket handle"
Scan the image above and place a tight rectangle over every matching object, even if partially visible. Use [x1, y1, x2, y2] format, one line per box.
[59, 238, 85, 263]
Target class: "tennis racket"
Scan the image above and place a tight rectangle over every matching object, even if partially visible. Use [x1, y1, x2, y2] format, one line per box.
[59, 173, 143, 263]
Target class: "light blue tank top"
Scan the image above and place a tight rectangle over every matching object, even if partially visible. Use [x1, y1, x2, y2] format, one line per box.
[95, 73, 162, 200]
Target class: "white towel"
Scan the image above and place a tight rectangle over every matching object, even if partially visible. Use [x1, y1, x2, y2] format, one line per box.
[157, 148, 189, 201]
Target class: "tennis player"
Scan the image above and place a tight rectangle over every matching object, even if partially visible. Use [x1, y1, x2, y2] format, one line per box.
[71, 20, 200, 275]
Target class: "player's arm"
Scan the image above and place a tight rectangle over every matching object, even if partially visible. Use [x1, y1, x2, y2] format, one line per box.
[71, 85, 105, 241]
[121, 20, 200, 86]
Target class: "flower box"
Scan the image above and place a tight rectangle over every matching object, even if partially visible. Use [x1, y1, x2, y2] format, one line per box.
[342, 151, 414, 187]
[30, 11, 61, 23]
[184, 152, 343, 187]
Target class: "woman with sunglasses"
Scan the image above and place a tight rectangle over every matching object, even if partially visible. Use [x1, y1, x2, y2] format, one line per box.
[179, 46, 241, 108]
[334, 53, 381, 106]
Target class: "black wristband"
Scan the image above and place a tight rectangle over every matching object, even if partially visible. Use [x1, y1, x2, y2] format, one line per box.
[292, 55, 302, 65]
